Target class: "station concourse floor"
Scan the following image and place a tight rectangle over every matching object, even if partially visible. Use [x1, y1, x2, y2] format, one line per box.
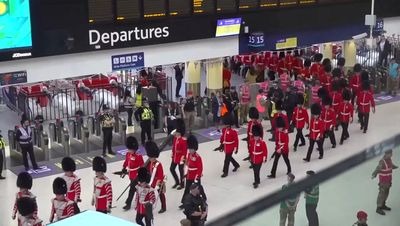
[0, 99, 400, 226]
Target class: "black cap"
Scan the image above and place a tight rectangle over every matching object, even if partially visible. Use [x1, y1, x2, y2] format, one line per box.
[304, 58, 312, 67]
[137, 167, 150, 183]
[311, 103, 321, 116]
[353, 64, 362, 73]
[276, 116, 286, 128]
[53, 177, 68, 195]
[249, 107, 259, 119]
[17, 197, 36, 217]
[17, 172, 33, 189]
[175, 118, 186, 135]
[145, 141, 160, 158]
[187, 135, 199, 151]
[126, 136, 139, 150]
[251, 124, 263, 137]
[92, 156, 107, 172]
[61, 157, 76, 172]
[314, 53, 323, 62]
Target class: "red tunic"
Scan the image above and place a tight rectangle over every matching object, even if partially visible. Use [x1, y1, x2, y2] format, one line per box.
[272, 112, 289, 130]
[320, 73, 333, 94]
[247, 120, 263, 139]
[186, 152, 203, 181]
[147, 160, 165, 188]
[172, 137, 188, 164]
[61, 174, 81, 203]
[292, 107, 309, 129]
[285, 54, 294, 71]
[330, 91, 343, 114]
[220, 128, 239, 155]
[275, 129, 289, 155]
[301, 67, 311, 80]
[309, 118, 325, 140]
[269, 55, 279, 72]
[356, 91, 375, 113]
[223, 69, 232, 87]
[321, 107, 337, 131]
[134, 185, 156, 215]
[249, 138, 268, 164]
[292, 58, 304, 74]
[339, 102, 354, 123]
[93, 175, 113, 212]
[123, 151, 145, 180]
[277, 59, 286, 75]
[49, 197, 75, 222]
[349, 73, 361, 95]
[310, 63, 322, 77]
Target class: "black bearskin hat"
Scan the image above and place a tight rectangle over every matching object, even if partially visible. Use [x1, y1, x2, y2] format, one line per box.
[322, 96, 332, 106]
[17, 172, 32, 189]
[276, 116, 286, 128]
[137, 167, 150, 183]
[362, 81, 371, 91]
[324, 64, 332, 73]
[61, 157, 76, 172]
[304, 58, 312, 67]
[175, 118, 186, 136]
[339, 78, 348, 89]
[249, 107, 259, 119]
[187, 135, 198, 151]
[322, 58, 331, 67]
[92, 156, 107, 172]
[275, 99, 283, 111]
[279, 51, 285, 59]
[332, 81, 340, 92]
[294, 50, 300, 57]
[353, 64, 362, 73]
[297, 94, 304, 105]
[17, 197, 36, 217]
[317, 87, 328, 99]
[332, 68, 341, 78]
[361, 70, 369, 82]
[268, 70, 276, 80]
[337, 57, 346, 67]
[251, 124, 263, 137]
[342, 89, 351, 101]
[223, 114, 234, 126]
[314, 53, 323, 62]
[145, 141, 160, 158]
[126, 136, 139, 150]
[311, 103, 321, 116]
[52, 177, 67, 195]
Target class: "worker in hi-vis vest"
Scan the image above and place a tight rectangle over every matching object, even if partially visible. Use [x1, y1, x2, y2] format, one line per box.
[135, 98, 154, 145]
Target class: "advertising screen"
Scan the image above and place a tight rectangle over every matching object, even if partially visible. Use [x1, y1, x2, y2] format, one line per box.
[215, 18, 241, 37]
[0, 0, 32, 50]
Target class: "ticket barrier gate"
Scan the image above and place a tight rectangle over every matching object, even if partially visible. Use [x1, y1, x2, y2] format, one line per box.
[48, 121, 70, 158]
[200, 96, 211, 128]
[66, 118, 90, 154]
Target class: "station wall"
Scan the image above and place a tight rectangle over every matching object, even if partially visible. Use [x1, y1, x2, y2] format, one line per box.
[383, 17, 400, 36]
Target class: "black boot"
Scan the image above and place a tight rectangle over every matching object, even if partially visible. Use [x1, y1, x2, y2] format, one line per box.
[376, 207, 386, 215]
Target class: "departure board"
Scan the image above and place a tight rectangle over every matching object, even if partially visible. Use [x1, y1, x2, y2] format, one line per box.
[169, 0, 191, 16]
[299, 0, 316, 5]
[280, 0, 298, 6]
[88, 0, 114, 23]
[217, 0, 236, 13]
[193, 0, 215, 14]
[239, 0, 259, 10]
[319, 0, 353, 3]
[143, 0, 166, 18]
[260, 0, 278, 8]
[116, 0, 141, 20]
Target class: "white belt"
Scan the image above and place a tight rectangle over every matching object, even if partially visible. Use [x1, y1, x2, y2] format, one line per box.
[312, 129, 320, 132]
[19, 141, 31, 145]
[379, 173, 392, 176]
[360, 103, 369, 106]
[332, 103, 339, 106]
[324, 120, 332, 123]
[224, 141, 235, 144]
[296, 118, 304, 120]
[341, 113, 350, 115]
[128, 167, 140, 172]
[188, 168, 198, 171]
[253, 151, 263, 155]
[96, 194, 107, 199]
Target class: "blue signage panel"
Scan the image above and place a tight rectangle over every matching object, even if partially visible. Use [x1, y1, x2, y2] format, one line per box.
[248, 32, 265, 47]
[111, 52, 144, 71]
[0, 70, 27, 86]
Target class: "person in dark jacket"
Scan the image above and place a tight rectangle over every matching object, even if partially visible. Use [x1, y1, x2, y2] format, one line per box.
[174, 63, 184, 98]
[183, 183, 208, 226]
[377, 36, 391, 67]
[283, 86, 298, 133]
[16, 115, 39, 171]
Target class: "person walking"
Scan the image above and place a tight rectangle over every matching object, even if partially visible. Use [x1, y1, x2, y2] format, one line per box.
[305, 170, 319, 226]
[164, 101, 180, 134]
[249, 124, 267, 188]
[174, 63, 184, 98]
[388, 58, 399, 96]
[268, 116, 291, 179]
[243, 107, 263, 164]
[16, 116, 39, 171]
[99, 105, 116, 156]
[353, 211, 368, 226]
[61, 157, 81, 214]
[377, 36, 391, 67]
[170, 119, 187, 190]
[279, 173, 300, 226]
[49, 178, 75, 223]
[372, 149, 398, 215]
[239, 84, 251, 124]
[183, 183, 208, 226]
[183, 91, 196, 131]
[321, 96, 336, 149]
[339, 90, 354, 145]
[292, 94, 309, 151]
[124, 89, 135, 126]
[92, 156, 113, 214]
[356, 81, 375, 133]
[220, 115, 240, 178]
[133, 167, 156, 226]
[12, 172, 38, 224]
[16, 197, 43, 226]
[0, 133, 5, 179]
[303, 104, 325, 162]
[135, 99, 154, 145]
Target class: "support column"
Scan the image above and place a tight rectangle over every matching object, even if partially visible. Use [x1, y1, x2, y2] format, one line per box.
[185, 61, 201, 97]
[206, 60, 223, 96]
[322, 43, 333, 60]
[343, 40, 357, 69]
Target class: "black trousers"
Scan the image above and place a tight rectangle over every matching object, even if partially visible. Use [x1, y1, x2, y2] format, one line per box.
[252, 163, 262, 184]
[176, 78, 182, 97]
[359, 112, 370, 131]
[0, 148, 3, 175]
[270, 153, 291, 177]
[306, 139, 323, 160]
[127, 108, 133, 126]
[378, 53, 389, 67]
[323, 129, 336, 146]
[102, 127, 113, 154]
[294, 128, 306, 147]
[223, 153, 240, 174]
[140, 120, 152, 145]
[306, 204, 319, 226]
[340, 122, 349, 142]
[136, 213, 151, 226]
[20, 144, 38, 169]
[181, 179, 207, 204]
[125, 179, 138, 207]
[170, 162, 184, 186]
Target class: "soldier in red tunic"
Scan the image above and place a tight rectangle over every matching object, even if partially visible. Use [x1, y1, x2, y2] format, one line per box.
[270, 100, 289, 142]
[180, 135, 207, 208]
[170, 119, 187, 190]
[321, 64, 333, 94]
[356, 81, 376, 133]
[349, 64, 362, 105]
[303, 103, 325, 162]
[17, 197, 43, 226]
[61, 157, 81, 213]
[122, 136, 144, 210]
[330, 81, 343, 131]
[301, 58, 312, 81]
[292, 50, 304, 76]
[292, 94, 309, 151]
[339, 89, 354, 145]
[372, 149, 398, 215]
[321, 96, 337, 148]
[243, 107, 263, 163]
[134, 167, 156, 226]
[49, 177, 75, 223]
[249, 124, 268, 188]
[268, 116, 291, 179]
[145, 141, 167, 214]
[220, 115, 240, 178]
[12, 172, 38, 226]
[310, 53, 323, 80]
[92, 156, 113, 214]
